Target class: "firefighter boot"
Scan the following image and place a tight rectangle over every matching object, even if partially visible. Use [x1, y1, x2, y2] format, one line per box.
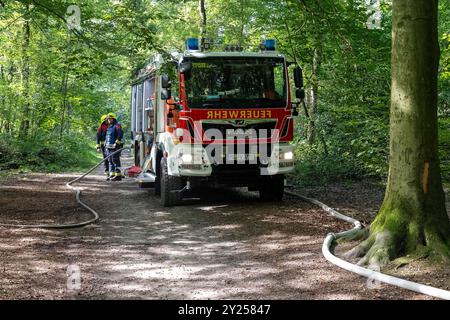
[111, 172, 123, 182]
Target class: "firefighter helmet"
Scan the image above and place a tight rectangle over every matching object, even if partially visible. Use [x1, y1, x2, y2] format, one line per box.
[107, 112, 117, 120]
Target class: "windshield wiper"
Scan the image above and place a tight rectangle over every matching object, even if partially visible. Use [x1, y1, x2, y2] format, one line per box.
[200, 98, 283, 108]
[201, 99, 233, 108]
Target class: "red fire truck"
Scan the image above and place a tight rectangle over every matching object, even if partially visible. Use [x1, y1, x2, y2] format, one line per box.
[130, 38, 304, 206]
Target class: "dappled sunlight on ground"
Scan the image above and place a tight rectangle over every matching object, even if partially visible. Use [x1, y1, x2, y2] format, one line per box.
[0, 166, 440, 299]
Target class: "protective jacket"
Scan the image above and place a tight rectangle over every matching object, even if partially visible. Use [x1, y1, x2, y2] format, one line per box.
[105, 120, 124, 148]
[96, 123, 108, 146]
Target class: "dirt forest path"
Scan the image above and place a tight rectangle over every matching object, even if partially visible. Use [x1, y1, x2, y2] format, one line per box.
[0, 156, 446, 300]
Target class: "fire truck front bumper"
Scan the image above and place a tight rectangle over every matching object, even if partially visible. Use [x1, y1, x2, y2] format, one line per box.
[260, 143, 296, 175]
[167, 144, 295, 177]
[167, 145, 213, 177]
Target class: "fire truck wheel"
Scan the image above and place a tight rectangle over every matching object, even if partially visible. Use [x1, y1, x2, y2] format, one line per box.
[134, 141, 140, 167]
[160, 157, 184, 207]
[259, 176, 284, 202]
[138, 182, 153, 189]
[154, 154, 162, 196]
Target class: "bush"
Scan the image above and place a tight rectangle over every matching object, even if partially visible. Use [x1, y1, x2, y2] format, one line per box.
[289, 113, 449, 187]
[0, 132, 100, 173]
[289, 108, 390, 186]
[289, 141, 366, 186]
[439, 118, 450, 184]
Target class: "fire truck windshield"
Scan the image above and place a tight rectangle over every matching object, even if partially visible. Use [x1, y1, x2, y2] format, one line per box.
[184, 57, 287, 109]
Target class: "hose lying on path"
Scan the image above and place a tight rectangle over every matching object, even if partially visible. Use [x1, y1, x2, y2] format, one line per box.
[0, 148, 130, 230]
[285, 190, 450, 300]
[2, 153, 449, 299]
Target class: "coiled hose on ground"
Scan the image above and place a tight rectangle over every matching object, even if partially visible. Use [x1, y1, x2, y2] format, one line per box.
[285, 190, 450, 300]
[0, 148, 130, 230]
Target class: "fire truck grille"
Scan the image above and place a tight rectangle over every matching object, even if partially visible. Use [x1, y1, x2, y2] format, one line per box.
[203, 143, 272, 165]
[202, 120, 277, 140]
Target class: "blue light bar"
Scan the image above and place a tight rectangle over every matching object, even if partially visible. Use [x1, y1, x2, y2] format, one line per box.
[264, 39, 276, 51]
[186, 38, 199, 51]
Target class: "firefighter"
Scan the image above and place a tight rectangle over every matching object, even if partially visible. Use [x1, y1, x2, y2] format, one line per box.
[105, 113, 124, 181]
[96, 114, 110, 176]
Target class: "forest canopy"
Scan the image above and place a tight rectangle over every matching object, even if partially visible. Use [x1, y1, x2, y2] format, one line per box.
[0, 0, 448, 185]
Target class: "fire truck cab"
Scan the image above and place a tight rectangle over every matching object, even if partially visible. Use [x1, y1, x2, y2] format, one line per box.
[130, 38, 305, 206]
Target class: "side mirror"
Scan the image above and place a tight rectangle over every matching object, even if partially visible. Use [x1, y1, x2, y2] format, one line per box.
[293, 67, 304, 89]
[179, 61, 192, 74]
[167, 111, 174, 126]
[296, 88, 306, 100]
[161, 88, 172, 100]
[161, 75, 171, 89]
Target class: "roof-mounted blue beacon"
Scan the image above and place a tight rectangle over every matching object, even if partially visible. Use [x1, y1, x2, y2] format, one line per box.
[186, 38, 200, 51]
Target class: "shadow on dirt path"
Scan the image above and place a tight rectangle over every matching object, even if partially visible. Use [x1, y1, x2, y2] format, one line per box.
[0, 156, 441, 300]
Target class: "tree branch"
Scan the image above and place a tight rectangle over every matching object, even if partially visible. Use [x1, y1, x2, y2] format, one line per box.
[299, 0, 309, 12]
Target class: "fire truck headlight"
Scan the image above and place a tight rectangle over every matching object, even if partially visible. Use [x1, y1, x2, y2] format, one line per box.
[181, 154, 194, 163]
[282, 151, 294, 161]
[260, 157, 270, 166]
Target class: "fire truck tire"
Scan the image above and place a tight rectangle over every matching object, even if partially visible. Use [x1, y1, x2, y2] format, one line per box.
[160, 157, 184, 207]
[154, 153, 162, 196]
[259, 176, 284, 202]
[138, 182, 153, 189]
[134, 141, 140, 167]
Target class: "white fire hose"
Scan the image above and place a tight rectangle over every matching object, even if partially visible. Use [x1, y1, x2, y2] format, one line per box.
[2, 153, 449, 299]
[286, 190, 450, 300]
[0, 148, 130, 229]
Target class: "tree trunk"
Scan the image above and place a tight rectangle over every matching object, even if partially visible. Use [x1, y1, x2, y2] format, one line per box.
[59, 67, 69, 139]
[0, 65, 4, 134]
[19, 4, 31, 137]
[239, 0, 245, 47]
[199, 0, 207, 39]
[5, 66, 15, 134]
[346, 0, 450, 268]
[306, 46, 321, 144]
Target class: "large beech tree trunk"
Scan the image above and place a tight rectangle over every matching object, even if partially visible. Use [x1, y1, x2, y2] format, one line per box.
[346, 0, 450, 267]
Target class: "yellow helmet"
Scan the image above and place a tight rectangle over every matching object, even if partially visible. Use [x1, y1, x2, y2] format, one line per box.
[107, 112, 117, 120]
[100, 114, 108, 123]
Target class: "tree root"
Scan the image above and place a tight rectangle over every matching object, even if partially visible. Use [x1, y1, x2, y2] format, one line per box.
[344, 226, 450, 270]
[343, 231, 395, 269]
[393, 248, 431, 270]
[336, 228, 369, 244]
[343, 192, 450, 270]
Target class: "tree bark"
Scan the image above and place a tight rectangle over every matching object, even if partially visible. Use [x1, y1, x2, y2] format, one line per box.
[5, 66, 15, 134]
[59, 66, 69, 139]
[306, 46, 321, 144]
[0, 65, 4, 134]
[19, 4, 31, 137]
[199, 0, 207, 39]
[346, 0, 450, 267]
[239, 0, 245, 47]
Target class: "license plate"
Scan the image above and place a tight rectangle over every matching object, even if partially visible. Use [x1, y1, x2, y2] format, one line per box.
[226, 154, 257, 162]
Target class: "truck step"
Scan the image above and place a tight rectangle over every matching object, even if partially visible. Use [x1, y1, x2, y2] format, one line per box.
[136, 172, 156, 184]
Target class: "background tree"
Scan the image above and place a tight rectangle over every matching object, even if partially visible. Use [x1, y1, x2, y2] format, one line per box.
[345, 0, 450, 267]
[0, 0, 449, 193]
